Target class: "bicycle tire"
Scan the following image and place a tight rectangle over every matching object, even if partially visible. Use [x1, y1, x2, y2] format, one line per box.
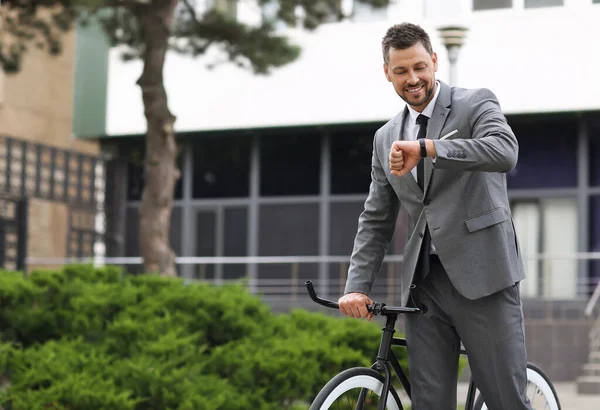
[472, 362, 561, 410]
[309, 367, 404, 410]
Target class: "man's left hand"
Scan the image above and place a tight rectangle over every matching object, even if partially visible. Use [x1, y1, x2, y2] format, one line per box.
[389, 141, 421, 177]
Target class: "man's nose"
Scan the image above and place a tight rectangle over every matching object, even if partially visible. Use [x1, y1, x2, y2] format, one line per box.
[407, 71, 419, 85]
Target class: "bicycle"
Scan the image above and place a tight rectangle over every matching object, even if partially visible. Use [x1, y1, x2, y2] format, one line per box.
[305, 280, 561, 410]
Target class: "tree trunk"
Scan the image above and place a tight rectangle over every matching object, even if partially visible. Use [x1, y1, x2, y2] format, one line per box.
[135, 0, 180, 276]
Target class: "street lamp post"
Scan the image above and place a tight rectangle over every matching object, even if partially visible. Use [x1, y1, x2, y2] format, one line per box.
[437, 26, 469, 87]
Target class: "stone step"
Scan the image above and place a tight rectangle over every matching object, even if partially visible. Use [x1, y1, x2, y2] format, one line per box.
[582, 363, 600, 377]
[576, 376, 600, 395]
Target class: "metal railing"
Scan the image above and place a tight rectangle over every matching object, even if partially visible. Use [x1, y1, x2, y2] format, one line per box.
[585, 280, 600, 358]
[26, 255, 407, 306]
[26, 252, 600, 302]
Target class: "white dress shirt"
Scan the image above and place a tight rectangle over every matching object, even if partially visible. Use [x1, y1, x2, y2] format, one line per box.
[402, 81, 441, 254]
[403, 81, 441, 181]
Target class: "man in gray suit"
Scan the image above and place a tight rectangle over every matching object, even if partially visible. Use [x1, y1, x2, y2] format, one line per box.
[338, 23, 532, 409]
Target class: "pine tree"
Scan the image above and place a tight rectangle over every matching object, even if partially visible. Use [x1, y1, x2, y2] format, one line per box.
[0, 0, 390, 275]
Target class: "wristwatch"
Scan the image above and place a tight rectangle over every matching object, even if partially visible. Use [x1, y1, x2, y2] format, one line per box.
[418, 138, 427, 158]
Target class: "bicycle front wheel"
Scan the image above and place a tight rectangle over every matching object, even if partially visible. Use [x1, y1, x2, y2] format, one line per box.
[309, 367, 403, 410]
[473, 362, 561, 410]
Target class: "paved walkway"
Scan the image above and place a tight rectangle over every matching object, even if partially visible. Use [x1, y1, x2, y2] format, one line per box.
[457, 381, 600, 409]
[539, 382, 599, 410]
[398, 382, 600, 408]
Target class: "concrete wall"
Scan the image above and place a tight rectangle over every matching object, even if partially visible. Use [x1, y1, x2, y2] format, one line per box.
[104, 0, 600, 135]
[523, 301, 591, 382]
[452, 300, 591, 382]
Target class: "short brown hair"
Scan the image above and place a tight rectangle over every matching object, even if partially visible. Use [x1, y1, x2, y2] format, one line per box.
[382, 23, 433, 65]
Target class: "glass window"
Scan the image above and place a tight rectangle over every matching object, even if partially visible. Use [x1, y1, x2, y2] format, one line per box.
[330, 132, 373, 195]
[329, 202, 368, 255]
[329, 202, 407, 256]
[524, 0, 563, 8]
[328, 202, 407, 301]
[588, 119, 600, 186]
[258, 203, 319, 282]
[511, 198, 578, 299]
[223, 207, 248, 280]
[589, 196, 600, 295]
[192, 136, 250, 199]
[259, 204, 319, 256]
[473, 0, 512, 10]
[195, 209, 216, 280]
[260, 133, 320, 196]
[190, 207, 248, 281]
[507, 117, 578, 189]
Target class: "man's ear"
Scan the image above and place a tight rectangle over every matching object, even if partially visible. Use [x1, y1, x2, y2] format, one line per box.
[432, 52, 439, 72]
[383, 63, 392, 82]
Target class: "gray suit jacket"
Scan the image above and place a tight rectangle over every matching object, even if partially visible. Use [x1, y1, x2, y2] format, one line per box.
[345, 81, 525, 305]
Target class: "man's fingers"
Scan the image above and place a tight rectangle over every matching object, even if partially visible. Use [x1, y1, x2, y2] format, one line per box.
[391, 141, 403, 152]
[358, 304, 370, 318]
[390, 148, 404, 174]
[338, 293, 375, 319]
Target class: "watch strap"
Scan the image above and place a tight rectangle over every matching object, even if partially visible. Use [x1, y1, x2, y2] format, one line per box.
[418, 138, 427, 158]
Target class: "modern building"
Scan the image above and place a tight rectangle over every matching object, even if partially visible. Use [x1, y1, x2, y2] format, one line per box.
[0, 23, 102, 273]
[75, 0, 600, 382]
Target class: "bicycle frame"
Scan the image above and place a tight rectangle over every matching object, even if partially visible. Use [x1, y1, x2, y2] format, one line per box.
[305, 280, 480, 410]
[372, 311, 478, 410]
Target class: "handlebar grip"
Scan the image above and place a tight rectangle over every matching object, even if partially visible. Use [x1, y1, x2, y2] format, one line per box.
[305, 280, 340, 309]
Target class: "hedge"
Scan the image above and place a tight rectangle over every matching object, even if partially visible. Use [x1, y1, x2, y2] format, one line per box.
[0, 265, 411, 409]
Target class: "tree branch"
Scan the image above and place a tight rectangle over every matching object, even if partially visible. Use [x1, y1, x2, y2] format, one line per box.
[179, 0, 203, 31]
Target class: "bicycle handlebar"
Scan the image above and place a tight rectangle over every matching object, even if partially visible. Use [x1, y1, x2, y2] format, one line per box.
[305, 280, 423, 315]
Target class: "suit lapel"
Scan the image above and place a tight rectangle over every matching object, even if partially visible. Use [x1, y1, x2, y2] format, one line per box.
[424, 81, 452, 196]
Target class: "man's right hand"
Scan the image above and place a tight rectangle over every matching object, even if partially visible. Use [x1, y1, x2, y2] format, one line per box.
[338, 292, 374, 321]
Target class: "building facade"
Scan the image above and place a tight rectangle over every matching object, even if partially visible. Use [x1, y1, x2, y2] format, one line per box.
[0, 24, 103, 273]
[78, 0, 600, 381]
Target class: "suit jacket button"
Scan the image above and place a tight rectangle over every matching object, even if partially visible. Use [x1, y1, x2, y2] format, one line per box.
[419, 233, 424, 238]
[424, 199, 431, 205]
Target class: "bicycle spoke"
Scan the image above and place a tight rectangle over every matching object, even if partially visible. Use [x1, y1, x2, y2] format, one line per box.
[324, 387, 392, 409]
[524, 379, 553, 410]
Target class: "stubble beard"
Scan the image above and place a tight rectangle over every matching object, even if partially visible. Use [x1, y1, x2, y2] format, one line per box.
[400, 81, 436, 109]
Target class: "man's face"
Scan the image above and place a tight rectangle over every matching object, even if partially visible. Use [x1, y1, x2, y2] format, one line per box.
[383, 43, 438, 112]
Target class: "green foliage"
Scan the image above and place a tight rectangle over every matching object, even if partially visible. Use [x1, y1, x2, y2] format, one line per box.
[0, 265, 405, 409]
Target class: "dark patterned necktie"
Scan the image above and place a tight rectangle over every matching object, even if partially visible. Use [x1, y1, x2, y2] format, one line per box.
[416, 114, 429, 191]
[415, 114, 431, 285]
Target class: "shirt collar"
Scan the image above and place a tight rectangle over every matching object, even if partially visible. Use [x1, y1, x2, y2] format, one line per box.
[407, 80, 441, 124]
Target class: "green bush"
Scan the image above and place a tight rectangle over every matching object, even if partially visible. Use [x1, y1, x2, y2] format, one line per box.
[0, 265, 406, 409]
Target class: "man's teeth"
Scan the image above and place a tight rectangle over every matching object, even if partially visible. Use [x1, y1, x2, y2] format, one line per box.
[408, 86, 422, 92]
